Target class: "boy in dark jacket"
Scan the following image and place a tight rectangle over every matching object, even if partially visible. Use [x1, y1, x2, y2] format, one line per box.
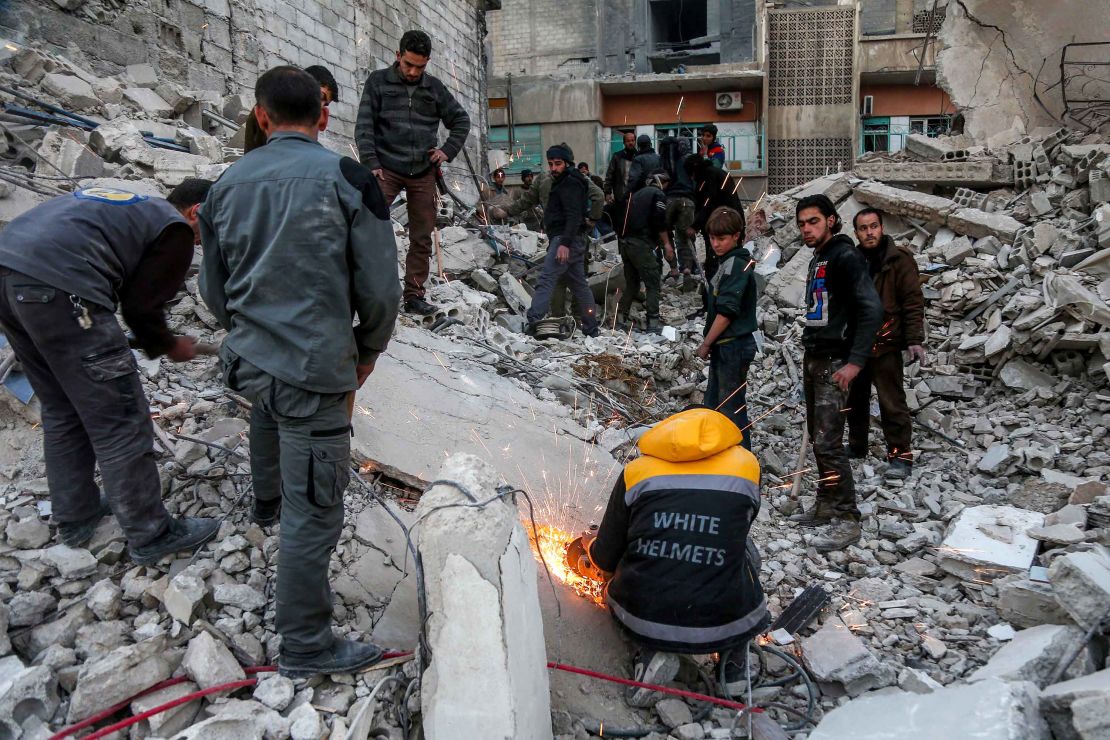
[789, 195, 883, 552]
[696, 207, 758, 449]
[566, 407, 768, 705]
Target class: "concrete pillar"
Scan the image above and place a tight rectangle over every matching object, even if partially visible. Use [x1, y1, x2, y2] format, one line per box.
[417, 453, 552, 740]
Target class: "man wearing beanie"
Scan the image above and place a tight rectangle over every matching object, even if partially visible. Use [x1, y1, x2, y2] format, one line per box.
[525, 143, 599, 337]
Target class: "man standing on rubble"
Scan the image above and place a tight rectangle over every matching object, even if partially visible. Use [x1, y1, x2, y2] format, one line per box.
[522, 143, 599, 337]
[200, 66, 400, 678]
[355, 29, 471, 316]
[626, 135, 663, 194]
[604, 131, 637, 207]
[565, 407, 768, 704]
[789, 195, 883, 552]
[616, 170, 674, 333]
[0, 179, 219, 563]
[244, 64, 339, 153]
[847, 208, 925, 480]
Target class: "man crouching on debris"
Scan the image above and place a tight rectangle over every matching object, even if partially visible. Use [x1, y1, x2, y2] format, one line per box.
[846, 207, 925, 480]
[566, 407, 768, 705]
[789, 195, 883, 552]
[0, 179, 219, 563]
[200, 66, 400, 678]
[522, 143, 600, 337]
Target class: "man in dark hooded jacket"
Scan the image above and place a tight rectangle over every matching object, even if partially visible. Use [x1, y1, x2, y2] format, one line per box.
[626, 135, 663, 194]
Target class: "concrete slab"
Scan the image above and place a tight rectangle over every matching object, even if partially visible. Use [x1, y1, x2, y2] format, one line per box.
[810, 678, 1049, 740]
[938, 505, 1044, 581]
[1041, 668, 1110, 740]
[969, 624, 1087, 688]
[351, 326, 619, 535]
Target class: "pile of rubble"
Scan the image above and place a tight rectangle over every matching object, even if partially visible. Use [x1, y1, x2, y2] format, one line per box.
[2, 39, 1110, 740]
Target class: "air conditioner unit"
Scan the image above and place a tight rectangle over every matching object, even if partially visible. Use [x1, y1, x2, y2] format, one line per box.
[861, 95, 874, 116]
[715, 92, 744, 112]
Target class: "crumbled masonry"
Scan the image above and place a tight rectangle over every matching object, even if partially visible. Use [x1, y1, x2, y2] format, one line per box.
[0, 33, 1109, 740]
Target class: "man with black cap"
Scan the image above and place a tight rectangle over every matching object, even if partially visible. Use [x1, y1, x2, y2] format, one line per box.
[626, 135, 663, 194]
[789, 194, 883, 553]
[525, 143, 599, 337]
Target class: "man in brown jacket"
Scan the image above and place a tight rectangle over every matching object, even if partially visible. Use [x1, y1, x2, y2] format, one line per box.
[846, 208, 925, 479]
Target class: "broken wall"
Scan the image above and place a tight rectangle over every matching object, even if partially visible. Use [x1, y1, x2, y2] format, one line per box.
[0, 0, 491, 154]
[937, 0, 1110, 139]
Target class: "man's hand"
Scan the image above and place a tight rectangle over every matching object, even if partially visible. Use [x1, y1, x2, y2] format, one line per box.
[556, 244, 570, 264]
[428, 148, 448, 165]
[664, 244, 675, 262]
[696, 342, 711, 361]
[371, 168, 384, 181]
[166, 336, 197, 363]
[908, 345, 926, 364]
[605, 193, 614, 204]
[356, 359, 376, 387]
[832, 362, 862, 392]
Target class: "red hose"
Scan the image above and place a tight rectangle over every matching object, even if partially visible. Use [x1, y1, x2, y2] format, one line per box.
[50, 651, 751, 738]
[547, 661, 758, 712]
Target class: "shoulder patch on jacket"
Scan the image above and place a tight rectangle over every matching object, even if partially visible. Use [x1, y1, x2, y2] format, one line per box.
[340, 157, 390, 220]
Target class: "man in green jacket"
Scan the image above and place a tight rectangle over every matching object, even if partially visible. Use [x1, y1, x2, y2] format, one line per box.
[200, 66, 400, 678]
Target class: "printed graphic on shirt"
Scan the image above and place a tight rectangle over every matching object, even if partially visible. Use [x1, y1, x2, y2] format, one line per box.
[74, 187, 149, 205]
[710, 256, 735, 295]
[806, 260, 830, 326]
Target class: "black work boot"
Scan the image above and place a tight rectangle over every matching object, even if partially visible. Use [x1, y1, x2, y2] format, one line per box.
[252, 497, 281, 527]
[844, 444, 867, 460]
[130, 517, 218, 565]
[645, 316, 664, 334]
[403, 297, 436, 316]
[58, 494, 112, 548]
[811, 520, 862, 553]
[720, 649, 750, 700]
[279, 638, 385, 679]
[886, 458, 912, 480]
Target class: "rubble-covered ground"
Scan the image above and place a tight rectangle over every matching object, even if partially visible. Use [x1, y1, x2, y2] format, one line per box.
[1, 42, 1110, 740]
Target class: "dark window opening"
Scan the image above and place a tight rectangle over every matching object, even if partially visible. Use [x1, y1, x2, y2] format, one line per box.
[648, 0, 720, 72]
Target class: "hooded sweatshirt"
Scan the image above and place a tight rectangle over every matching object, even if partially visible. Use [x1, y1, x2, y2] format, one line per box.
[801, 233, 884, 367]
[589, 409, 768, 653]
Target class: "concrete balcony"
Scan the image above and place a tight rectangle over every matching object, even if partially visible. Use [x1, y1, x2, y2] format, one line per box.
[860, 34, 938, 84]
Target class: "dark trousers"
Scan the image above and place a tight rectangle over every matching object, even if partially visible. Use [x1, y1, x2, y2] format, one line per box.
[700, 238, 720, 312]
[704, 334, 757, 450]
[666, 197, 696, 271]
[0, 269, 171, 547]
[379, 168, 437, 301]
[803, 354, 860, 522]
[222, 350, 350, 656]
[847, 351, 913, 463]
[527, 236, 599, 333]
[617, 236, 662, 319]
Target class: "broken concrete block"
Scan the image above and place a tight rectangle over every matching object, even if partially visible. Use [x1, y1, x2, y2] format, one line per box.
[1048, 548, 1110, 629]
[163, 572, 207, 624]
[853, 180, 956, 225]
[938, 505, 1044, 581]
[122, 87, 174, 118]
[175, 126, 224, 163]
[898, 667, 943, 694]
[288, 702, 323, 740]
[656, 698, 693, 729]
[253, 674, 294, 711]
[969, 624, 1087, 688]
[37, 130, 105, 179]
[417, 454, 551, 739]
[42, 544, 98, 579]
[978, 443, 1012, 473]
[948, 208, 1023, 243]
[1071, 694, 1110, 740]
[764, 247, 811, 308]
[181, 631, 245, 690]
[941, 235, 975, 265]
[67, 636, 173, 722]
[1040, 668, 1110, 740]
[40, 72, 99, 110]
[906, 133, 950, 161]
[5, 512, 50, 549]
[89, 120, 155, 167]
[131, 681, 201, 737]
[800, 617, 892, 697]
[1001, 615, 1050, 658]
[213, 583, 265, 612]
[125, 63, 159, 89]
[151, 149, 209, 187]
[10, 48, 54, 85]
[1027, 523, 1085, 546]
[0, 664, 59, 734]
[498, 272, 532, 315]
[999, 359, 1056, 391]
[85, 579, 122, 621]
[810, 678, 1048, 740]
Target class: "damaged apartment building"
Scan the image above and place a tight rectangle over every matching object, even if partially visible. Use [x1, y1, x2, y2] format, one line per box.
[0, 0, 496, 196]
[486, 0, 1105, 196]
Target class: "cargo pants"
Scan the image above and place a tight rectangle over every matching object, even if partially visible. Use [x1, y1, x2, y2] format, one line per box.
[846, 350, 914, 464]
[222, 349, 351, 657]
[803, 354, 860, 522]
[618, 236, 662, 320]
[0, 268, 172, 547]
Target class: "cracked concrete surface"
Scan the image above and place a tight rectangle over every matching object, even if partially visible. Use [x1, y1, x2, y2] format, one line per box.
[351, 326, 620, 535]
[937, 0, 1110, 139]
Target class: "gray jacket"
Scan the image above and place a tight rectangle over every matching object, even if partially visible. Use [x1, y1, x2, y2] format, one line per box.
[199, 132, 400, 394]
[355, 63, 471, 177]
